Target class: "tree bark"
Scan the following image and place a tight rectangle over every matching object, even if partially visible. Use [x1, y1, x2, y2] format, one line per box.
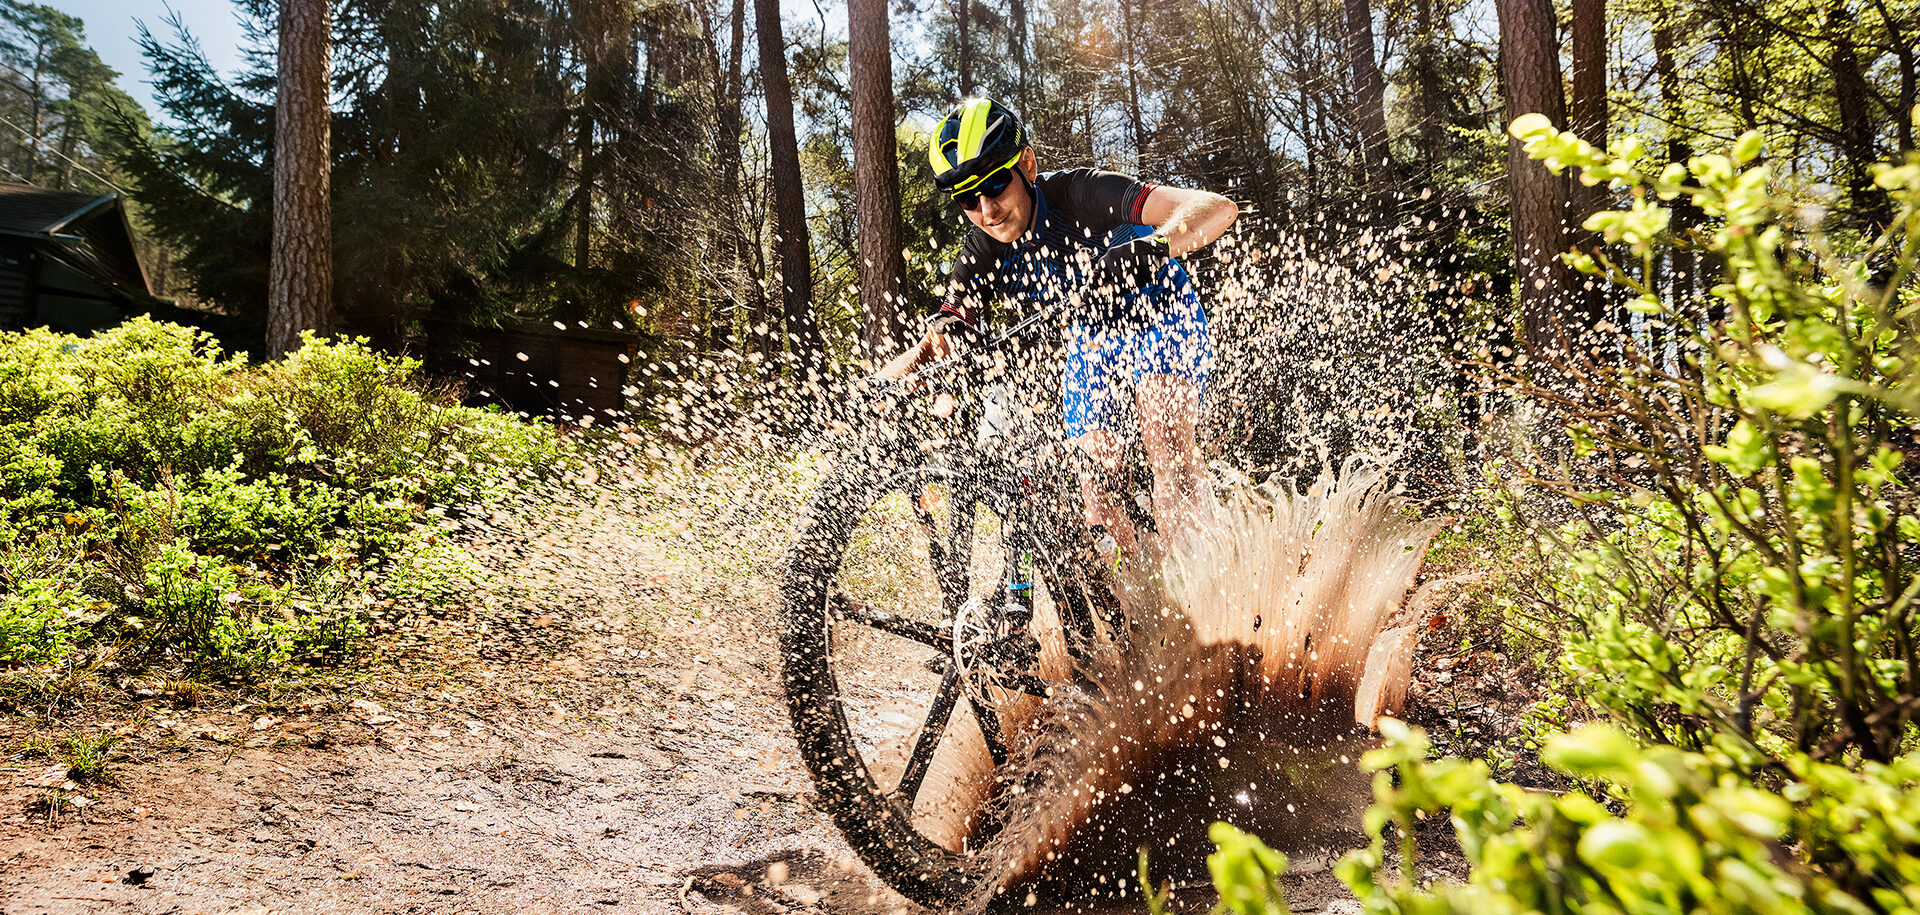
[848, 0, 909, 363]
[1495, 0, 1572, 357]
[1122, 0, 1145, 166]
[1342, 0, 1393, 210]
[754, 0, 825, 377]
[1568, 0, 1609, 328]
[1568, 0, 1607, 149]
[1413, 0, 1447, 182]
[1008, 0, 1029, 110]
[1653, 13, 1696, 312]
[721, 0, 767, 355]
[269, 0, 335, 358]
[1829, 2, 1891, 230]
[574, 64, 595, 272]
[957, 0, 972, 95]
[1873, 0, 1915, 153]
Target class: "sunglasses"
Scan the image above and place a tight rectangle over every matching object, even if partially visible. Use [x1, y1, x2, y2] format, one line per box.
[952, 161, 1020, 211]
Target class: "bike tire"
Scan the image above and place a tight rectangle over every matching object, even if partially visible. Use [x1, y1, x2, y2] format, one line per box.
[781, 443, 1116, 908]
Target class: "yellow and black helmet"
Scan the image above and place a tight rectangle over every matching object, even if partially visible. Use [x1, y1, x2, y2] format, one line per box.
[927, 97, 1027, 197]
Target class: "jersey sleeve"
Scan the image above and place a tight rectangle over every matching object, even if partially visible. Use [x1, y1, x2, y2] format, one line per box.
[1049, 168, 1158, 235]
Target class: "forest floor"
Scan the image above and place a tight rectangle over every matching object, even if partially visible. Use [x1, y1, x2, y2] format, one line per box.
[0, 446, 1531, 915]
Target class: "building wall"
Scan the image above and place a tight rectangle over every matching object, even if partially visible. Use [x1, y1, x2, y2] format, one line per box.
[35, 258, 123, 334]
[0, 247, 29, 331]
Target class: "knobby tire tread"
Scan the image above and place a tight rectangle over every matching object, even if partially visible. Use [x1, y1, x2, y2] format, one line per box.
[781, 449, 979, 908]
[782, 437, 1124, 909]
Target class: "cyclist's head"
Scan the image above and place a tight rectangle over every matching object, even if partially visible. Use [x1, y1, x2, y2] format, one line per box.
[928, 97, 1035, 242]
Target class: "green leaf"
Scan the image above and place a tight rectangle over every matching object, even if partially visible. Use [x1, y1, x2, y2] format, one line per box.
[1542, 725, 1640, 778]
[1509, 113, 1556, 140]
[1577, 820, 1654, 869]
[1704, 420, 1769, 475]
[1750, 364, 1841, 418]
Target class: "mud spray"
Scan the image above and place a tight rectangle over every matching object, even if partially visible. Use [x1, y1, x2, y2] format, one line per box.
[904, 214, 1475, 911]
[878, 460, 1438, 912]
[622, 206, 1484, 911]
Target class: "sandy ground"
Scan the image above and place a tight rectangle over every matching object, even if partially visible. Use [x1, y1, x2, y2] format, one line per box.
[0, 453, 1497, 915]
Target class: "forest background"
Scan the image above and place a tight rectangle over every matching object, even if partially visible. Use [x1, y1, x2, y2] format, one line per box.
[7, 0, 1916, 413]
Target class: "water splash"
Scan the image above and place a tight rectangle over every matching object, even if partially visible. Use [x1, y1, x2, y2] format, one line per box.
[885, 460, 1451, 910]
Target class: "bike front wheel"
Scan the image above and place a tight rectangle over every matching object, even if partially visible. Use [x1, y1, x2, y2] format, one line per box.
[780, 445, 1104, 907]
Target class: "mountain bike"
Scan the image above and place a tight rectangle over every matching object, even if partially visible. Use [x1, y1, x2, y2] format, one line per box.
[780, 307, 1150, 908]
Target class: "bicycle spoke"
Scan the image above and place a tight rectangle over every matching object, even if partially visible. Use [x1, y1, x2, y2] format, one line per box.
[828, 591, 949, 650]
[896, 661, 963, 805]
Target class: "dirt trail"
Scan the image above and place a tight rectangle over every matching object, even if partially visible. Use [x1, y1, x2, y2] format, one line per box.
[1, 469, 919, 914]
[0, 457, 1444, 914]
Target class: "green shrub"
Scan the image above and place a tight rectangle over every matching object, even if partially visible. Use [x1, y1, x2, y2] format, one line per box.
[1337, 719, 1920, 915]
[0, 530, 99, 666]
[1508, 120, 1920, 767]
[0, 574, 76, 665]
[1315, 124, 1920, 914]
[0, 319, 568, 676]
[138, 543, 292, 674]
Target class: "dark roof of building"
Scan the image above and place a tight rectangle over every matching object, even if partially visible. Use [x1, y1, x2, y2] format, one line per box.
[0, 183, 117, 237]
[0, 182, 155, 306]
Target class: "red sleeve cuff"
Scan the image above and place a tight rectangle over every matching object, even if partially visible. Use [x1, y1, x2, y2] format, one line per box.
[938, 301, 979, 330]
[1130, 183, 1158, 224]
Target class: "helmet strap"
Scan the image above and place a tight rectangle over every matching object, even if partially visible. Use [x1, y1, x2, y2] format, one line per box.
[1016, 155, 1039, 238]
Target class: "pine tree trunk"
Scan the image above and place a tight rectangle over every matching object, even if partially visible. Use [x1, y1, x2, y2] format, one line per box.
[1567, 0, 1609, 328]
[269, 0, 335, 358]
[1414, 0, 1447, 182]
[1652, 13, 1696, 313]
[1343, 0, 1393, 210]
[575, 77, 595, 273]
[1879, 0, 1916, 154]
[720, 0, 765, 355]
[1829, 2, 1891, 229]
[1122, 0, 1145, 166]
[1495, 0, 1571, 357]
[957, 0, 972, 95]
[1008, 0, 1029, 110]
[849, 0, 909, 364]
[754, 0, 825, 378]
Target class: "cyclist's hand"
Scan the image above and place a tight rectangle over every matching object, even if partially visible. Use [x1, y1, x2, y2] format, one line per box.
[897, 331, 953, 394]
[1092, 234, 1170, 294]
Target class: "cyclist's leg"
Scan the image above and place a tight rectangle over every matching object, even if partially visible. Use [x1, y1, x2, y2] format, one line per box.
[1137, 374, 1206, 543]
[1063, 324, 1141, 554]
[1132, 277, 1213, 546]
[1073, 429, 1138, 554]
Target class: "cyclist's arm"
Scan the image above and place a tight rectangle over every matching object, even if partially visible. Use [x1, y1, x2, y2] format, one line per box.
[878, 242, 992, 381]
[1137, 185, 1238, 256]
[874, 328, 955, 380]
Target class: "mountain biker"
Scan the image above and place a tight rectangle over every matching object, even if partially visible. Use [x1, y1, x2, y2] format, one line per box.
[876, 97, 1239, 554]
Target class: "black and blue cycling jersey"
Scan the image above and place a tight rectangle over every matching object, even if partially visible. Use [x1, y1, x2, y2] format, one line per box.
[937, 167, 1211, 438]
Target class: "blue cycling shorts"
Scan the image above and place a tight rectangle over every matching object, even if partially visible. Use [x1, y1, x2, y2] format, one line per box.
[1061, 281, 1211, 438]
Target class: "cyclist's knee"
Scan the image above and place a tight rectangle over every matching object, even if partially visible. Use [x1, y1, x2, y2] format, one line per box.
[1071, 429, 1124, 471]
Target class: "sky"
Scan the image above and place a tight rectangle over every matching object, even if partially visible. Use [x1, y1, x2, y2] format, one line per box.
[45, 0, 250, 124]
